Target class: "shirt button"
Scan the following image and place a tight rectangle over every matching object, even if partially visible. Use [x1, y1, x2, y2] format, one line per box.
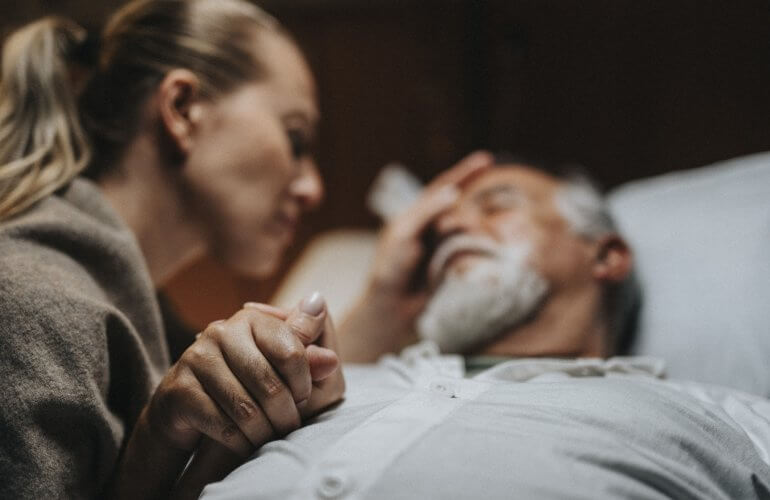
[316, 472, 347, 499]
[429, 380, 457, 398]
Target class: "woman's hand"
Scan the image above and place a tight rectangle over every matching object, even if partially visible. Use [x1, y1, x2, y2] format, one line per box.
[243, 299, 345, 420]
[338, 151, 494, 362]
[109, 293, 344, 500]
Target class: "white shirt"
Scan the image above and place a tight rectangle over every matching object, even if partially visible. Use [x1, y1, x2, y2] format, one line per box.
[202, 342, 770, 500]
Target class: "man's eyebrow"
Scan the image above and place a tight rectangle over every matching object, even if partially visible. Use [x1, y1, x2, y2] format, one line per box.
[472, 184, 520, 203]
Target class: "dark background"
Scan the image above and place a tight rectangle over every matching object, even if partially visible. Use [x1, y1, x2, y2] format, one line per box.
[4, 0, 770, 329]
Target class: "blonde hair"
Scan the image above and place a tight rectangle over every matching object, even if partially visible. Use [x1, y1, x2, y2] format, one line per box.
[0, 0, 280, 220]
[0, 18, 90, 219]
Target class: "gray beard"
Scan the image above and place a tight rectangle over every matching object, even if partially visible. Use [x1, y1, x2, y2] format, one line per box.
[416, 238, 549, 354]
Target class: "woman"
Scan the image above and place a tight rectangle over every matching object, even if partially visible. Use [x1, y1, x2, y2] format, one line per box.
[0, 0, 344, 498]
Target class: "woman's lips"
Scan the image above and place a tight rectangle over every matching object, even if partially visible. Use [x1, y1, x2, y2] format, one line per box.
[269, 212, 298, 242]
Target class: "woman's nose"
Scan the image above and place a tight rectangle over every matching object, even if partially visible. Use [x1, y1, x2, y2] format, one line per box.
[290, 159, 324, 211]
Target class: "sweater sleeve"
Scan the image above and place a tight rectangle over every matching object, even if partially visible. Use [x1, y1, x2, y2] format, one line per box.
[0, 250, 147, 499]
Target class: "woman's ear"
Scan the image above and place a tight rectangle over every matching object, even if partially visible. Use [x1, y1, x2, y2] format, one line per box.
[157, 69, 202, 158]
[592, 235, 633, 283]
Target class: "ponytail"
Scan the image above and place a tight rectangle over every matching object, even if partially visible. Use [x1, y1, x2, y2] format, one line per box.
[0, 17, 91, 220]
[1, 1, 283, 220]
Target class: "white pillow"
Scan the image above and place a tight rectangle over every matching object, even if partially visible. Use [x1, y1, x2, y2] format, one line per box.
[276, 155, 770, 396]
[272, 230, 377, 319]
[608, 152, 770, 396]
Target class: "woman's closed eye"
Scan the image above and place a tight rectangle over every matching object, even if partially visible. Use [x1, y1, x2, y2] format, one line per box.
[287, 129, 310, 159]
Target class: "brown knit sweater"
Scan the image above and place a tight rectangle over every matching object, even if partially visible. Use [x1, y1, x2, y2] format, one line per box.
[0, 179, 170, 498]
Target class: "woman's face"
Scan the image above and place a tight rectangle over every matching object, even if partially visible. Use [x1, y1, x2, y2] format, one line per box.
[181, 32, 323, 277]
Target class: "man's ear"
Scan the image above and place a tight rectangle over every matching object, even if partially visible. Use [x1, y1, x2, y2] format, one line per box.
[157, 69, 202, 158]
[592, 235, 633, 283]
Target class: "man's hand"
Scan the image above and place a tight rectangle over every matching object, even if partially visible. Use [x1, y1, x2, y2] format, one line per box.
[339, 151, 494, 362]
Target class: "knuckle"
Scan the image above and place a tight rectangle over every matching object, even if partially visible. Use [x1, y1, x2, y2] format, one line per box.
[182, 343, 217, 368]
[158, 371, 196, 406]
[236, 306, 261, 320]
[262, 376, 286, 399]
[251, 359, 286, 400]
[204, 318, 225, 329]
[230, 309, 255, 326]
[273, 341, 306, 366]
[168, 381, 196, 404]
[203, 321, 228, 341]
[197, 411, 220, 434]
[221, 422, 240, 443]
[261, 370, 286, 399]
[287, 322, 315, 344]
[231, 394, 258, 422]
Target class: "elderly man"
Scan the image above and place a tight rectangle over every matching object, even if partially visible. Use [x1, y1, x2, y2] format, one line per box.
[338, 152, 638, 363]
[201, 154, 770, 499]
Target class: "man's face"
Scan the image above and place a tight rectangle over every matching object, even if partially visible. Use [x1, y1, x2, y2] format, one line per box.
[432, 166, 593, 288]
[416, 166, 596, 353]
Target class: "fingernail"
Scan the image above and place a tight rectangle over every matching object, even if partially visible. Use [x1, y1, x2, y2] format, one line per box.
[300, 291, 324, 316]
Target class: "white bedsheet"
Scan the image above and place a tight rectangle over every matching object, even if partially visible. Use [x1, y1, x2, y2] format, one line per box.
[202, 344, 770, 499]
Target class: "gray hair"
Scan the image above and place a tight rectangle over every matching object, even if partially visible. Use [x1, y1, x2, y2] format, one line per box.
[554, 174, 616, 239]
[553, 173, 641, 354]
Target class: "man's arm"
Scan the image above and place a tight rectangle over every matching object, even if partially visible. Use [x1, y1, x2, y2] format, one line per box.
[338, 152, 494, 362]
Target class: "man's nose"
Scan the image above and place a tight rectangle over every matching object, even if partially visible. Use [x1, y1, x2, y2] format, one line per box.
[434, 206, 477, 237]
[290, 159, 324, 211]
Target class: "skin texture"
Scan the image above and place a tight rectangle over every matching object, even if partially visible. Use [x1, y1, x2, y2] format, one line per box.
[99, 31, 323, 284]
[111, 298, 345, 500]
[178, 32, 323, 276]
[338, 152, 495, 361]
[339, 160, 632, 361]
[98, 30, 343, 499]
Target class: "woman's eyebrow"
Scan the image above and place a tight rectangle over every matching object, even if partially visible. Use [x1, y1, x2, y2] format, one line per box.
[282, 109, 318, 128]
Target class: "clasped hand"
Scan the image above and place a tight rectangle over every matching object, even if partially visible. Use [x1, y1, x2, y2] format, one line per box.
[143, 293, 344, 498]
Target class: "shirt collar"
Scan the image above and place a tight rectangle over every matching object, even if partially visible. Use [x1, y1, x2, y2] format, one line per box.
[472, 356, 667, 382]
[392, 341, 666, 382]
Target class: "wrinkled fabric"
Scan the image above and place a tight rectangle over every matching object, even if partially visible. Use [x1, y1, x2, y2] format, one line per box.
[203, 344, 770, 499]
[0, 179, 169, 499]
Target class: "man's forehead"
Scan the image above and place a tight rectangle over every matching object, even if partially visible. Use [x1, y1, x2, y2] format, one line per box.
[460, 164, 563, 201]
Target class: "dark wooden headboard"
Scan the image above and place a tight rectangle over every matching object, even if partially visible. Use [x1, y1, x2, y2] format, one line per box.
[5, 0, 770, 328]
